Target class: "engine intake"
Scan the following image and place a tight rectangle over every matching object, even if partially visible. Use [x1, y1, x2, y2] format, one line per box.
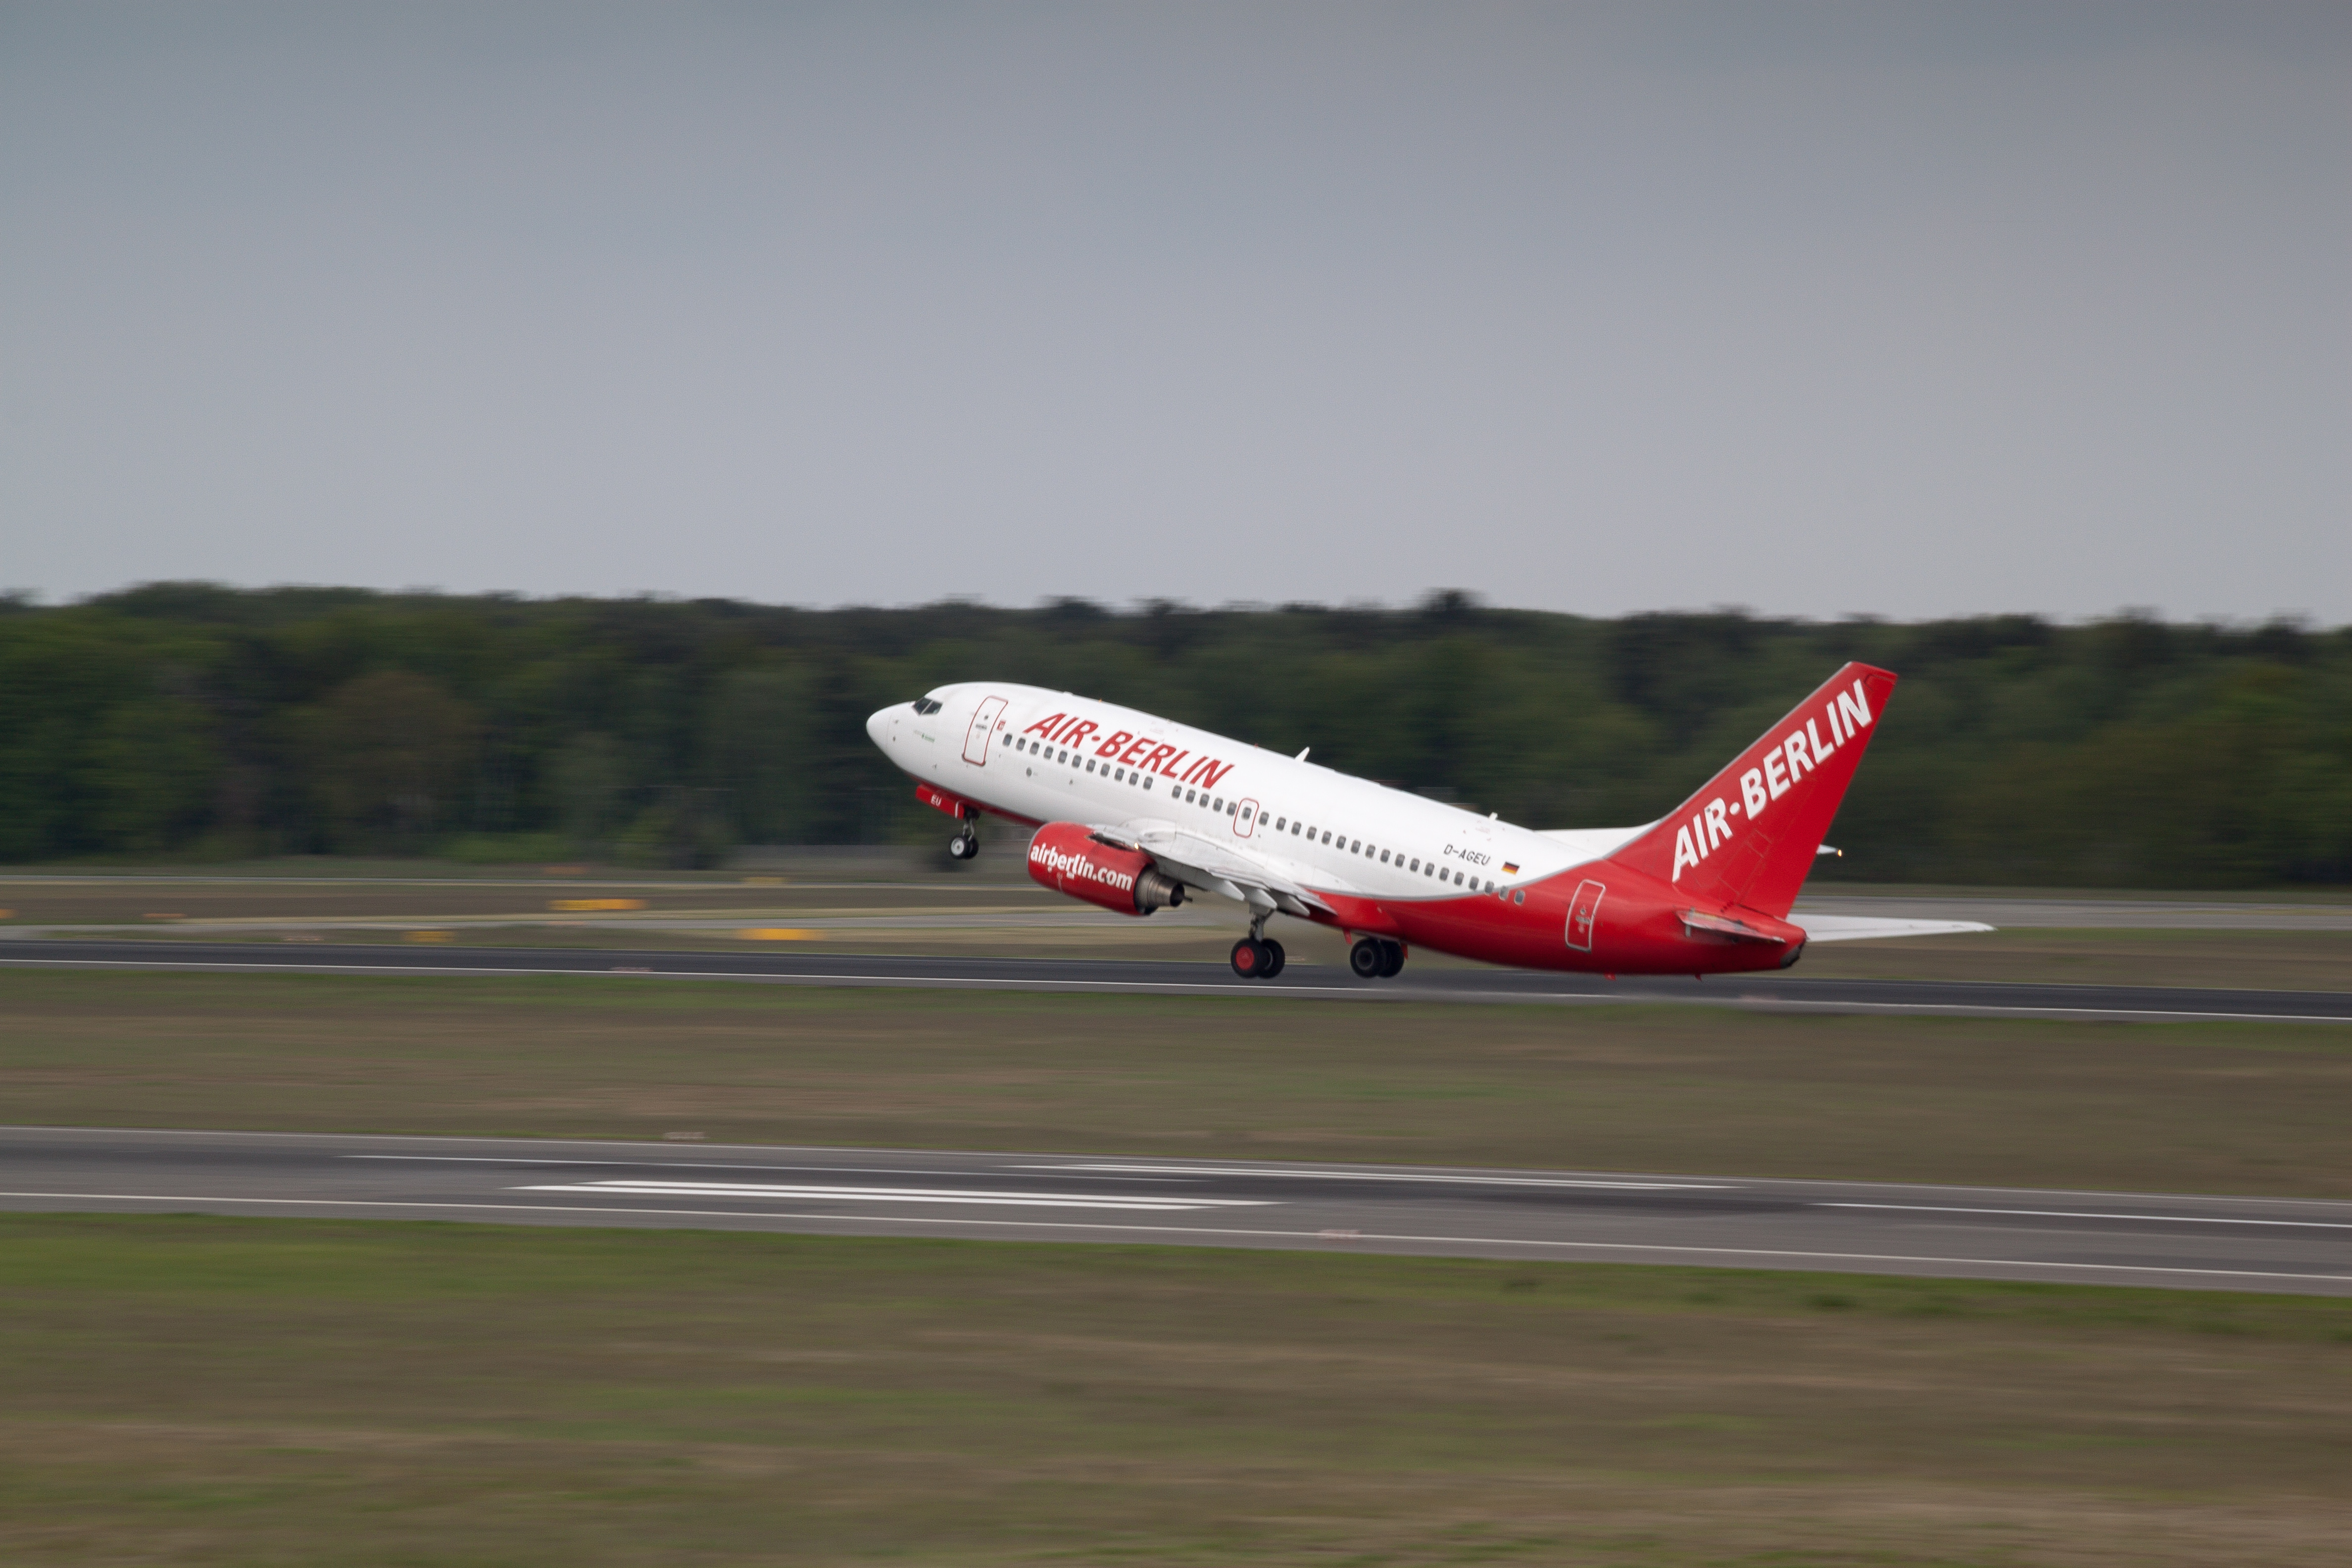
[1027, 822, 1186, 917]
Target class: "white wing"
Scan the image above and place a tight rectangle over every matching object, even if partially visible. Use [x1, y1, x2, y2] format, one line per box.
[1535, 822, 1654, 861]
[1096, 818, 1341, 919]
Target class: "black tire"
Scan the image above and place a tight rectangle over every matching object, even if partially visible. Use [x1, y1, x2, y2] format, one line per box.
[1348, 939, 1384, 980]
[1230, 938, 1269, 979]
[948, 835, 973, 860]
[1379, 940, 1405, 978]
[1260, 938, 1286, 978]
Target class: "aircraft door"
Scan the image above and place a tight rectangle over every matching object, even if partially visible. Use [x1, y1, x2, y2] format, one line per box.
[1234, 797, 1260, 838]
[1565, 879, 1606, 953]
[962, 696, 1008, 766]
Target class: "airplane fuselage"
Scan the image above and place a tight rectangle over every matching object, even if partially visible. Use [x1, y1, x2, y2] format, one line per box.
[869, 682, 1599, 903]
[865, 677, 1886, 979]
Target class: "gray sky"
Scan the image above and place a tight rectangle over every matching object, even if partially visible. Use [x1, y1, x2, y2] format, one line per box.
[4, 3, 2347, 621]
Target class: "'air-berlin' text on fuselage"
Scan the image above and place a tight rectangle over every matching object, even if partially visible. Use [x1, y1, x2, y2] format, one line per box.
[1668, 677, 1876, 884]
[1023, 712, 1236, 792]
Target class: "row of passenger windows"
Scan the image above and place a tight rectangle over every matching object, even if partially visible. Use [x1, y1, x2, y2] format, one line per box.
[1013, 735, 1159, 791]
[1258, 811, 1514, 898]
[1013, 732, 1520, 901]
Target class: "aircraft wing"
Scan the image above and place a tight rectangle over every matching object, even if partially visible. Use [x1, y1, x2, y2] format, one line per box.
[1099, 820, 1341, 919]
[1535, 822, 1654, 860]
[1792, 914, 1996, 943]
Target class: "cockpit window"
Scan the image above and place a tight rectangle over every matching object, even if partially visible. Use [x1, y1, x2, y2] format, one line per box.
[910, 697, 945, 715]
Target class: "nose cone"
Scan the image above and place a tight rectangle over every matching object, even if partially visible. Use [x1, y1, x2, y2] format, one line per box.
[865, 705, 896, 750]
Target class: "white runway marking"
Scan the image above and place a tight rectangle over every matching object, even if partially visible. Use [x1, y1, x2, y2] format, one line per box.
[1822, 1201, 2352, 1230]
[1026, 1162, 1725, 1190]
[1, 1191, 2344, 1288]
[351, 1155, 1096, 1179]
[517, 1180, 1273, 1212]
[8, 955, 2350, 1023]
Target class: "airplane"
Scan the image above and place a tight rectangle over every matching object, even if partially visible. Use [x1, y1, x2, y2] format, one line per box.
[864, 662, 1990, 980]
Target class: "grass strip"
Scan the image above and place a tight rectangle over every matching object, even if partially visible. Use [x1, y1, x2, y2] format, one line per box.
[5, 1213, 2352, 1566]
[5, 968, 2352, 1196]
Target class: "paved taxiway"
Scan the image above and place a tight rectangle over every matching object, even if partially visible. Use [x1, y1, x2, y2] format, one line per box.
[4, 938, 2350, 1022]
[6, 1127, 2348, 1295]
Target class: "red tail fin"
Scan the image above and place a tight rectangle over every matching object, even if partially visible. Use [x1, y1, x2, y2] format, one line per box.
[1608, 663, 1897, 919]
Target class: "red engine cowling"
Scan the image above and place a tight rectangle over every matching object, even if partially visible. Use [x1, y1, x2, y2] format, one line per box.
[1027, 822, 1186, 917]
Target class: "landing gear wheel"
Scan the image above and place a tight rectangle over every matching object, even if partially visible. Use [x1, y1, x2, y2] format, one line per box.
[1230, 938, 1273, 979]
[1379, 940, 1405, 978]
[1348, 939, 1385, 980]
[1259, 938, 1286, 978]
[947, 831, 976, 860]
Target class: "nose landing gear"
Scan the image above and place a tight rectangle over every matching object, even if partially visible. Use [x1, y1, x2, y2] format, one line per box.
[947, 824, 979, 860]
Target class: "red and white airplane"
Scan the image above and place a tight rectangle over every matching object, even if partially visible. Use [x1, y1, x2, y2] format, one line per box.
[866, 663, 1988, 980]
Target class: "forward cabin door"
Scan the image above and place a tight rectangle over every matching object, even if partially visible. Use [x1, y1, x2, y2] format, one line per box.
[963, 696, 1008, 766]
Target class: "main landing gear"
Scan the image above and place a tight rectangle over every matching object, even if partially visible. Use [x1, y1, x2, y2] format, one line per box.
[1230, 935, 1286, 979]
[1348, 937, 1406, 980]
[1229, 911, 1286, 980]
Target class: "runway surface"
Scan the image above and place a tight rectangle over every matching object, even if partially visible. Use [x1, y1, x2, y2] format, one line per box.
[5, 937, 2350, 1022]
[6, 1127, 2348, 1295]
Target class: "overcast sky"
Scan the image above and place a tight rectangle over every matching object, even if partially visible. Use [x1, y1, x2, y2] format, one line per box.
[3, 3, 2346, 621]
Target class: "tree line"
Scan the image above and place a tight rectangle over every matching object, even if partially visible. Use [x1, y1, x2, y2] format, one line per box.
[1, 584, 2346, 887]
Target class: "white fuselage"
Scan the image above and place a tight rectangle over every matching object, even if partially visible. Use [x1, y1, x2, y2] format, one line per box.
[866, 682, 1633, 902]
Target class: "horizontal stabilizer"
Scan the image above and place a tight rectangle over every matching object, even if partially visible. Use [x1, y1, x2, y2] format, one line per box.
[1679, 909, 1789, 945]
[1793, 915, 1996, 944]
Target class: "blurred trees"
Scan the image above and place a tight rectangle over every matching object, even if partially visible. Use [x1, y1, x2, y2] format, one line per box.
[0, 585, 2345, 885]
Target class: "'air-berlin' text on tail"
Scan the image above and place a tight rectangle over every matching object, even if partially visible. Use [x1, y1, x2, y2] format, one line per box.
[1606, 662, 1896, 919]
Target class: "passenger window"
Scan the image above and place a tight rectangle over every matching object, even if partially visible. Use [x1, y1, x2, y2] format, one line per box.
[1086, 760, 1096, 773]
[1408, 858, 1418, 872]
[1213, 797, 1223, 812]
[1321, 831, 1331, 845]
[1514, 889, 1525, 904]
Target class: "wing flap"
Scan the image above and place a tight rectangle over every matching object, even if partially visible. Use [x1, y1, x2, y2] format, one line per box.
[1118, 822, 1339, 915]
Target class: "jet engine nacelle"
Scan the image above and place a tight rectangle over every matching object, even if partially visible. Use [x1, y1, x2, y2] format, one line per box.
[1027, 822, 1186, 917]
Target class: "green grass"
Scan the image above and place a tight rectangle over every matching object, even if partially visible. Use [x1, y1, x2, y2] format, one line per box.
[4, 1213, 2350, 1566]
[5, 969, 2352, 1195]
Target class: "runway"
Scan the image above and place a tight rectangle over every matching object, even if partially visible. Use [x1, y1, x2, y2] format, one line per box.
[4, 937, 2350, 1022]
[6, 1127, 2347, 1295]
